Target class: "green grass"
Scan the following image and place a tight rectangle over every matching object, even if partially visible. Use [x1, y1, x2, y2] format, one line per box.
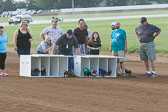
[0, 17, 8, 23]
[3, 17, 168, 54]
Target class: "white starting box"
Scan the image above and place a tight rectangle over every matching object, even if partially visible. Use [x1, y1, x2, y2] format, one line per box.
[20, 54, 69, 77]
[20, 55, 122, 78]
[74, 55, 118, 77]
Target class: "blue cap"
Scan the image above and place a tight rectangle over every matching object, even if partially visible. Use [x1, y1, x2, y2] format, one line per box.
[140, 17, 147, 23]
[67, 29, 73, 36]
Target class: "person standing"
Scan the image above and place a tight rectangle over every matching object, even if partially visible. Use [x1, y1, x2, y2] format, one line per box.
[87, 32, 101, 55]
[13, 21, 33, 57]
[84, 24, 92, 39]
[135, 17, 161, 78]
[74, 19, 88, 54]
[111, 22, 116, 30]
[84, 24, 92, 55]
[40, 18, 63, 54]
[52, 30, 81, 70]
[110, 22, 127, 76]
[110, 22, 116, 52]
[0, 26, 8, 76]
[110, 22, 132, 75]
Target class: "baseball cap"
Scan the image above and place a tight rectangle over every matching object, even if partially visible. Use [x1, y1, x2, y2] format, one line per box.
[67, 29, 73, 36]
[111, 22, 116, 26]
[140, 17, 147, 24]
[52, 17, 61, 22]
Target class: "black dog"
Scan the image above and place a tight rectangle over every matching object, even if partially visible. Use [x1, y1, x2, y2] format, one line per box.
[31, 68, 40, 76]
[41, 67, 46, 76]
[64, 70, 76, 78]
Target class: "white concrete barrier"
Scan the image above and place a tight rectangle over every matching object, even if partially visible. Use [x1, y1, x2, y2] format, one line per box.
[61, 4, 168, 13]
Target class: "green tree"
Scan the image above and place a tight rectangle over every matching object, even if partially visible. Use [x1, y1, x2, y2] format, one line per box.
[15, 2, 27, 9]
[0, 0, 3, 13]
[1, 0, 16, 12]
[150, 0, 168, 3]
[106, 0, 129, 6]
[35, 0, 56, 9]
[75, 0, 102, 8]
[59, 0, 71, 9]
[26, 0, 39, 10]
[35, 0, 103, 9]
[135, 0, 148, 5]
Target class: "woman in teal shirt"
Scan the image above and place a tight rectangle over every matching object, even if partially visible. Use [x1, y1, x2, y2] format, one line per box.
[0, 26, 8, 76]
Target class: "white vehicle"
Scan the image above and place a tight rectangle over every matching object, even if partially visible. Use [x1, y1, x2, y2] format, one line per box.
[8, 15, 33, 25]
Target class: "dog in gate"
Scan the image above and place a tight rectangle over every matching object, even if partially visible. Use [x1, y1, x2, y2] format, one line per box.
[64, 70, 76, 77]
[31, 68, 40, 76]
[91, 70, 97, 77]
[99, 68, 111, 78]
[41, 67, 46, 76]
[83, 68, 91, 77]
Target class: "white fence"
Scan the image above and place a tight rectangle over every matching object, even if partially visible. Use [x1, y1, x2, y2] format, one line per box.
[61, 4, 168, 13]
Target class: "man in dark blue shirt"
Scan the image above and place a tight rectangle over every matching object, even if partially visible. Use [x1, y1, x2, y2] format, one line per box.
[52, 30, 81, 70]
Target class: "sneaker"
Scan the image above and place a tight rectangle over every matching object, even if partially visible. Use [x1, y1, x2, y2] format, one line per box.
[141, 73, 151, 78]
[151, 73, 157, 78]
[125, 69, 132, 74]
[0, 72, 8, 76]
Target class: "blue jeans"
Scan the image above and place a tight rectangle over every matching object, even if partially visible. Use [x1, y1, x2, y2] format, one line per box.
[59, 51, 74, 70]
[37, 51, 47, 54]
[17, 48, 30, 57]
[79, 44, 86, 54]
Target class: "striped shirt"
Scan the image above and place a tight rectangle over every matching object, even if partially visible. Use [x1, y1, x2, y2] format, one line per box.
[42, 26, 63, 43]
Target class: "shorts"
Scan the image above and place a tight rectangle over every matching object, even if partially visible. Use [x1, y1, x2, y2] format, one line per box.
[139, 41, 156, 61]
[112, 50, 125, 62]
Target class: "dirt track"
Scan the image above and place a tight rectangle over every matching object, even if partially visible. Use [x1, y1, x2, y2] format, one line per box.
[0, 52, 168, 112]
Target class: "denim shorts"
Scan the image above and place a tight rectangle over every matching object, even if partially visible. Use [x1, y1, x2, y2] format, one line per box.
[17, 48, 30, 57]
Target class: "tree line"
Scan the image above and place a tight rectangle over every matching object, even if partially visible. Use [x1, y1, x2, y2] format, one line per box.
[1, 0, 168, 14]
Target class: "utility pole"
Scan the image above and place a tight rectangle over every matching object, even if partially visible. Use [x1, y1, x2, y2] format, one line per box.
[72, 0, 74, 15]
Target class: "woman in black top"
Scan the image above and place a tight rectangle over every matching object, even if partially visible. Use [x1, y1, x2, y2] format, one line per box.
[13, 21, 33, 56]
[87, 32, 101, 55]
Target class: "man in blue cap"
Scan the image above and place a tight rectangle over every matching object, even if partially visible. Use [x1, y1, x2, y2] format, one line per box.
[52, 29, 81, 70]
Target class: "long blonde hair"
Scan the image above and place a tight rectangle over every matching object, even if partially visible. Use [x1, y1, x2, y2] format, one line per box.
[45, 35, 52, 43]
[20, 21, 31, 32]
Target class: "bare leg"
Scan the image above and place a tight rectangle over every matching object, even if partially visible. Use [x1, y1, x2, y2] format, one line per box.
[144, 61, 150, 71]
[150, 60, 156, 71]
[0, 69, 4, 73]
[117, 59, 121, 74]
[121, 62, 126, 74]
